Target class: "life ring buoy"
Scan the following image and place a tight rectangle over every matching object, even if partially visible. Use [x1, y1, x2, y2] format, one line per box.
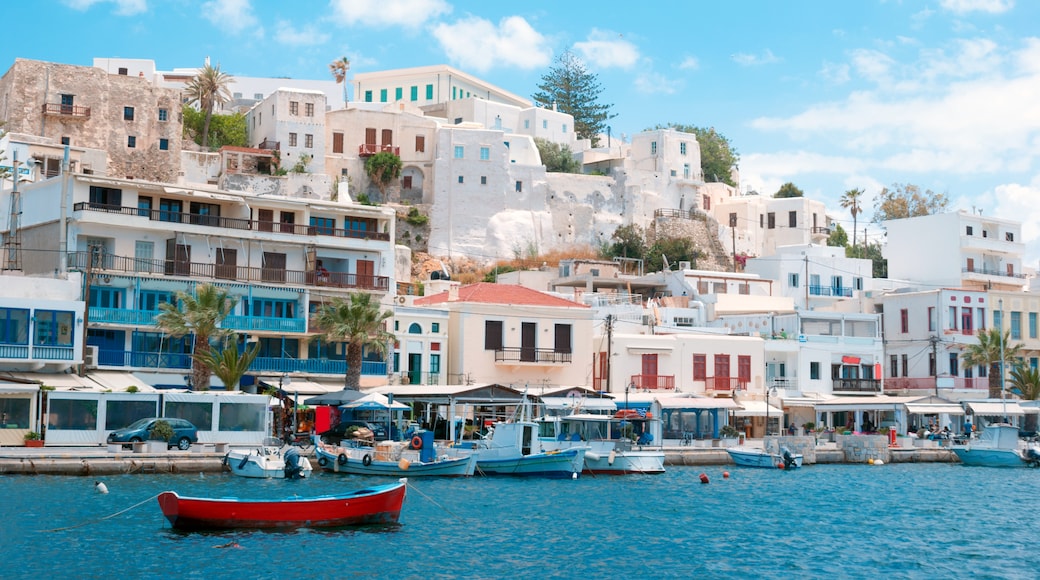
[411, 435, 423, 449]
[614, 409, 641, 420]
[337, 453, 348, 466]
[318, 456, 329, 468]
[362, 454, 372, 466]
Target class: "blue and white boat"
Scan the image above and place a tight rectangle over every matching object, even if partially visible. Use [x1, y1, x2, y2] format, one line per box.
[538, 413, 665, 475]
[727, 446, 803, 469]
[454, 420, 586, 478]
[951, 424, 1040, 467]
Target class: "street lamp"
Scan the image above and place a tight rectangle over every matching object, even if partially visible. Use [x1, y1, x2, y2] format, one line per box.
[765, 386, 778, 437]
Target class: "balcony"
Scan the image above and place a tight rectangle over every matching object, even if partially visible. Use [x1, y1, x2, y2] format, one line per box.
[0, 344, 74, 360]
[630, 374, 676, 390]
[68, 251, 391, 292]
[257, 139, 280, 151]
[358, 144, 400, 157]
[885, 377, 988, 391]
[74, 202, 390, 242]
[92, 349, 386, 376]
[704, 376, 746, 392]
[653, 208, 698, 221]
[41, 103, 91, 119]
[811, 226, 831, 236]
[808, 285, 853, 298]
[833, 378, 881, 393]
[961, 266, 1027, 280]
[89, 307, 306, 333]
[493, 347, 572, 364]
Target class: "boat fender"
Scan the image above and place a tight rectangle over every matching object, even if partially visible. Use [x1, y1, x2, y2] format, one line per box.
[362, 454, 372, 466]
[607, 450, 617, 465]
[238, 455, 250, 470]
[338, 453, 348, 466]
[585, 451, 602, 461]
[699, 473, 709, 484]
[318, 456, 329, 468]
[411, 435, 423, 450]
[221, 454, 229, 468]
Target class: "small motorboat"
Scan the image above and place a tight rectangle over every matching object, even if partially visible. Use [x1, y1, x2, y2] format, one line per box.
[454, 421, 586, 478]
[952, 424, 1040, 468]
[223, 437, 313, 479]
[314, 432, 476, 477]
[157, 479, 406, 530]
[727, 446, 803, 469]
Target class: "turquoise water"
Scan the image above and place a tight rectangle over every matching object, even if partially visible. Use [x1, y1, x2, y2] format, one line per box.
[3, 464, 1038, 579]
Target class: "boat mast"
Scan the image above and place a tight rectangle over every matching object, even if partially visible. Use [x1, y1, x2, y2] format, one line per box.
[999, 298, 1007, 422]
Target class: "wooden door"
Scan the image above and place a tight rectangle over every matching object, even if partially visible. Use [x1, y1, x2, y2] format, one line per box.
[520, 322, 536, 362]
[356, 259, 374, 288]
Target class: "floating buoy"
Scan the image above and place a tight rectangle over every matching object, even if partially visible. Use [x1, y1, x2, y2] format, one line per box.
[572, 472, 578, 480]
[699, 473, 709, 484]
[94, 481, 108, 494]
[868, 458, 875, 465]
[874, 459, 885, 466]
[398, 458, 411, 471]
[776, 462, 785, 470]
[722, 471, 730, 479]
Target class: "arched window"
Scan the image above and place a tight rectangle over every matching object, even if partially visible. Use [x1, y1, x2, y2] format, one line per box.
[408, 322, 422, 334]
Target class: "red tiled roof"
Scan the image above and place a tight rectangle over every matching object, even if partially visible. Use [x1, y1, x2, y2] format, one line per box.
[415, 283, 588, 308]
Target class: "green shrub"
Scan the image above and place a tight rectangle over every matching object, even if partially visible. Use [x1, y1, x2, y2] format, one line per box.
[149, 420, 174, 442]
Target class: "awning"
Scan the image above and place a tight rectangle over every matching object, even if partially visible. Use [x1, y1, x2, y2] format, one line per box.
[2, 372, 101, 390]
[260, 378, 342, 395]
[305, 389, 366, 406]
[340, 393, 409, 411]
[656, 397, 740, 410]
[540, 396, 616, 412]
[906, 403, 965, 415]
[733, 400, 785, 417]
[815, 396, 920, 412]
[965, 401, 1030, 417]
[87, 371, 153, 392]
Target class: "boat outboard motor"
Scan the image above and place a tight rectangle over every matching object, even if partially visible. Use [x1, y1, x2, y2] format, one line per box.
[283, 447, 305, 479]
[781, 447, 797, 469]
[1027, 448, 1040, 467]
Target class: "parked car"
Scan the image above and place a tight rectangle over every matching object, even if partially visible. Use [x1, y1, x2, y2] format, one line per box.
[319, 420, 389, 444]
[107, 417, 199, 450]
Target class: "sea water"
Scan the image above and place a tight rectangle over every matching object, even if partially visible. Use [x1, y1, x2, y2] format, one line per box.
[2, 463, 1038, 579]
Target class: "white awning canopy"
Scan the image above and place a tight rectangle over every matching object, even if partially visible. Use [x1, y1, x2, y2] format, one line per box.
[906, 403, 965, 415]
[965, 401, 1032, 417]
[656, 397, 740, 410]
[733, 400, 785, 417]
[540, 396, 616, 412]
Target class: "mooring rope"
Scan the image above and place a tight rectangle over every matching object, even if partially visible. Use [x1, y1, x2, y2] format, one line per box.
[39, 493, 161, 533]
[404, 481, 463, 520]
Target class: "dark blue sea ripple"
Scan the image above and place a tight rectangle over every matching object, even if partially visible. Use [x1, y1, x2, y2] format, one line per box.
[2, 463, 1038, 579]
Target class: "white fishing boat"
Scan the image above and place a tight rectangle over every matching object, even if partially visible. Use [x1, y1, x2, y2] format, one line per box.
[454, 420, 586, 478]
[538, 412, 665, 475]
[727, 446, 802, 469]
[951, 424, 1040, 467]
[223, 437, 313, 479]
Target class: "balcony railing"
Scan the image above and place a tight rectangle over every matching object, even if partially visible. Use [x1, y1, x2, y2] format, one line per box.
[884, 377, 988, 390]
[654, 208, 697, 221]
[811, 226, 831, 236]
[493, 347, 573, 364]
[92, 349, 386, 375]
[630, 374, 676, 390]
[221, 315, 307, 333]
[358, 144, 400, 157]
[0, 344, 73, 360]
[68, 251, 391, 292]
[961, 266, 1027, 280]
[257, 139, 280, 151]
[833, 378, 881, 393]
[74, 202, 390, 242]
[808, 285, 853, 297]
[705, 376, 746, 392]
[41, 103, 91, 119]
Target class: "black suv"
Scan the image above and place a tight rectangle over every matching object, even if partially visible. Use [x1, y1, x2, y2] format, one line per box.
[320, 420, 389, 444]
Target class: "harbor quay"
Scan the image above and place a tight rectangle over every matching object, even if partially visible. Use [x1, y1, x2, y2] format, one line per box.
[0, 436, 957, 476]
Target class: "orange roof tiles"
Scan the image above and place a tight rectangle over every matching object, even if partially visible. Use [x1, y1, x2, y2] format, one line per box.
[414, 283, 588, 308]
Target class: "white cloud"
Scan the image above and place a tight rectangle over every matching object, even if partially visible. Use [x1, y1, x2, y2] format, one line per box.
[819, 61, 850, 84]
[201, 0, 260, 35]
[939, 0, 1014, 14]
[573, 29, 640, 70]
[731, 49, 780, 67]
[275, 20, 330, 47]
[849, 49, 896, 84]
[634, 71, 680, 95]
[63, 0, 146, 15]
[431, 15, 551, 72]
[678, 56, 699, 70]
[994, 179, 1040, 264]
[329, 0, 450, 29]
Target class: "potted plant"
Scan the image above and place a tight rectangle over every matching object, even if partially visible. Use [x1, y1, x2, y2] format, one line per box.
[719, 424, 742, 447]
[147, 419, 174, 452]
[24, 431, 44, 448]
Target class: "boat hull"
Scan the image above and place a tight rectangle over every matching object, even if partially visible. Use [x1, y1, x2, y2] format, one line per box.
[583, 449, 666, 475]
[315, 443, 476, 477]
[951, 447, 1028, 467]
[225, 448, 313, 479]
[475, 448, 585, 478]
[157, 481, 406, 530]
[727, 447, 803, 469]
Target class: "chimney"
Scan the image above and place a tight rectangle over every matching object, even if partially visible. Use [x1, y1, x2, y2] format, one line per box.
[448, 284, 459, 302]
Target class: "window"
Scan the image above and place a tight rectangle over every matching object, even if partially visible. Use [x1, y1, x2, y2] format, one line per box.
[484, 321, 503, 350]
[767, 213, 775, 229]
[426, 84, 433, 99]
[810, 361, 820, 380]
[431, 322, 440, 333]
[692, 354, 706, 381]
[966, 225, 973, 235]
[289, 133, 297, 147]
[928, 307, 935, 331]
[454, 146, 464, 159]
[962, 307, 974, 334]
[949, 306, 958, 330]
[305, 134, 313, 148]
[900, 308, 909, 333]
[562, 124, 567, 133]
[133, 240, 153, 271]
[89, 287, 123, 309]
[0, 308, 29, 345]
[902, 354, 909, 377]
[410, 86, 418, 101]
[515, 181, 522, 192]
[123, 106, 134, 121]
[415, 135, 425, 153]
[789, 273, 799, 288]
[788, 211, 797, 227]
[1007, 232, 1015, 242]
[310, 217, 336, 235]
[61, 136, 70, 145]
[1031, 312, 1038, 339]
[158, 108, 168, 121]
[890, 355, 898, 378]
[430, 354, 441, 375]
[34, 310, 74, 347]
[159, 138, 169, 151]
[949, 353, 958, 376]
[289, 101, 299, 115]
[854, 277, 863, 290]
[524, 120, 530, 129]
[305, 102, 314, 117]
[158, 198, 182, 222]
[1011, 311, 1022, 339]
[458, 176, 464, 184]
[993, 309, 1002, 330]
[680, 142, 687, 155]
[380, 89, 387, 102]
[554, 324, 572, 353]
[395, 87, 403, 100]
[364, 90, 372, 102]
[480, 176, 487, 185]
[127, 136, 136, 148]
[332, 132, 344, 154]
[89, 186, 122, 207]
[651, 141, 657, 155]
[480, 147, 490, 160]
[254, 93, 263, 100]
[243, 298, 296, 319]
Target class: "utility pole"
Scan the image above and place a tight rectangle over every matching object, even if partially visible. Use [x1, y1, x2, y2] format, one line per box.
[730, 214, 737, 273]
[930, 335, 939, 396]
[605, 314, 613, 394]
[804, 255, 809, 306]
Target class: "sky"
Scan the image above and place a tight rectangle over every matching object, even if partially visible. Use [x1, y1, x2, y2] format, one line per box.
[6, 0, 1040, 264]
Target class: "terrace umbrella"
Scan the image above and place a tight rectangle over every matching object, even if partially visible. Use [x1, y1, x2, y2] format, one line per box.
[304, 389, 366, 406]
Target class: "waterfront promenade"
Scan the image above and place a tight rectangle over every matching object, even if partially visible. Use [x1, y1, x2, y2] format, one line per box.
[0, 438, 957, 475]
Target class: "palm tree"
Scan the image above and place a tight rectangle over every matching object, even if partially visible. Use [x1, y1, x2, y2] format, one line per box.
[313, 293, 394, 390]
[201, 336, 260, 391]
[184, 62, 234, 150]
[1010, 365, 1040, 434]
[839, 188, 864, 247]
[961, 327, 1022, 399]
[155, 284, 237, 391]
[328, 56, 350, 106]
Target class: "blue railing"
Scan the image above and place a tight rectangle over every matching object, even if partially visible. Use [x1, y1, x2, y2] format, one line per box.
[222, 315, 307, 333]
[0, 344, 30, 359]
[808, 285, 853, 298]
[34, 346, 76, 360]
[90, 307, 158, 326]
[93, 349, 386, 376]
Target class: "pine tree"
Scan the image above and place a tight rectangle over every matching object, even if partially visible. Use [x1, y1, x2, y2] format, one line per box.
[532, 51, 615, 147]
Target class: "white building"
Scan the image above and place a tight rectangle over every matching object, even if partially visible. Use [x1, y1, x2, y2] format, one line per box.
[744, 244, 873, 311]
[713, 193, 831, 259]
[247, 89, 327, 174]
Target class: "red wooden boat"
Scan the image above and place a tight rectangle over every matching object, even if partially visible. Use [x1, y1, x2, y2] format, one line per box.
[157, 479, 406, 530]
